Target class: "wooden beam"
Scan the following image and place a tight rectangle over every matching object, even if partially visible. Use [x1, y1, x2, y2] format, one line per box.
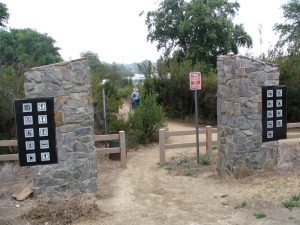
[165, 141, 206, 150]
[159, 129, 166, 165]
[166, 130, 205, 137]
[0, 154, 19, 161]
[211, 128, 218, 133]
[119, 131, 127, 168]
[95, 147, 120, 154]
[0, 140, 17, 147]
[287, 134, 300, 139]
[206, 126, 212, 156]
[94, 134, 119, 142]
[287, 123, 300, 129]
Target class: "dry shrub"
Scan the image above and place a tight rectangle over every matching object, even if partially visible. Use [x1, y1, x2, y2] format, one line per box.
[23, 196, 109, 225]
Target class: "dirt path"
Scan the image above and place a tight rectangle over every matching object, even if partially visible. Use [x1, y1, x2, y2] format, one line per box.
[78, 121, 300, 225]
[1, 120, 300, 225]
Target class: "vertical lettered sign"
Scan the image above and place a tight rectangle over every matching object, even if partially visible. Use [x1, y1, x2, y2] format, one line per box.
[262, 86, 287, 142]
[189, 72, 202, 90]
[15, 98, 57, 166]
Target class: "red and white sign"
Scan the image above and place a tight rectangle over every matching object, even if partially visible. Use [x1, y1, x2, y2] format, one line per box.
[189, 72, 202, 90]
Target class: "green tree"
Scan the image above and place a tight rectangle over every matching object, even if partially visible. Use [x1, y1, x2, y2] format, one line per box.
[274, 0, 300, 56]
[81, 51, 103, 73]
[82, 51, 132, 134]
[0, 28, 61, 141]
[144, 55, 217, 121]
[0, 2, 9, 28]
[0, 28, 61, 75]
[271, 1, 300, 122]
[146, 0, 252, 65]
[277, 55, 300, 122]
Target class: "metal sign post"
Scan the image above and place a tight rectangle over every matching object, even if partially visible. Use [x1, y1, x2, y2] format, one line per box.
[194, 90, 200, 163]
[101, 79, 109, 135]
[189, 72, 202, 163]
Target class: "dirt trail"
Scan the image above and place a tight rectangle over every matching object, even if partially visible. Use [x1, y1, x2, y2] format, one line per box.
[1, 120, 300, 225]
[78, 121, 300, 225]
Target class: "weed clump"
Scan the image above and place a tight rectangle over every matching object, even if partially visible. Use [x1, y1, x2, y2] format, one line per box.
[283, 194, 300, 209]
[165, 151, 215, 177]
[198, 155, 211, 165]
[254, 212, 266, 219]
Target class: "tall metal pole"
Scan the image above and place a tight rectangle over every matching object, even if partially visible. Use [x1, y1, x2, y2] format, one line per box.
[194, 90, 200, 163]
[102, 86, 107, 134]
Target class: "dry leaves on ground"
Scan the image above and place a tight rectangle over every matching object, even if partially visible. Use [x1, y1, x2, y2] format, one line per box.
[23, 196, 109, 225]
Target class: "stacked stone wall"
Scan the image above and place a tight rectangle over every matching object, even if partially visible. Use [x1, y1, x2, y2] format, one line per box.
[217, 55, 280, 176]
[24, 59, 98, 196]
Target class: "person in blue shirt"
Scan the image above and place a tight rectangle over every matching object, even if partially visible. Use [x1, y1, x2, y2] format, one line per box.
[131, 87, 140, 109]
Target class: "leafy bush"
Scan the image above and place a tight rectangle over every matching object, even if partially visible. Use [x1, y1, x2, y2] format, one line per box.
[127, 93, 166, 145]
[144, 56, 217, 122]
[0, 67, 25, 141]
[198, 155, 211, 165]
[278, 55, 300, 122]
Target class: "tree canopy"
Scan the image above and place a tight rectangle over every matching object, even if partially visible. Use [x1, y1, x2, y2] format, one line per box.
[145, 0, 252, 65]
[0, 2, 9, 28]
[0, 27, 61, 140]
[274, 0, 300, 56]
[0, 28, 62, 75]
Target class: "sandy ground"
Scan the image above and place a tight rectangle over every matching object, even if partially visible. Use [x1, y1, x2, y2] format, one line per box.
[1, 121, 300, 225]
[81, 121, 300, 225]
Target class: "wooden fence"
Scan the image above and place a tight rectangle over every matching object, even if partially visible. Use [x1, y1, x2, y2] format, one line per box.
[0, 131, 127, 167]
[159, 123, 300, 165]
[287, 122, 300, 139]
[159, 126, 218, 165]
[95, 131, 127, 167]
[0, 140, 18, 161]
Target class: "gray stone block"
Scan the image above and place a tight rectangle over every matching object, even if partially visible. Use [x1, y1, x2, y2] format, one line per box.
[25, 59, 98, 196]
[217, 55, 279, 176]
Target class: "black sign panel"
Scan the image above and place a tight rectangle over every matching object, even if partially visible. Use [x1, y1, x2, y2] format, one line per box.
[262, 86, 287, 142]
[15, 98, 57, 166]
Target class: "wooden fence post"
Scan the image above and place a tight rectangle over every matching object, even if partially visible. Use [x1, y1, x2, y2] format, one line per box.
[119, 131, 127, 168]
[206, 126, 212, 156]
[159, 129, 166, 165]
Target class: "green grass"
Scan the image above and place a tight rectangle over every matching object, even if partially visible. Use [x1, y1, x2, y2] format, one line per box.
[176, 152, 189, 165]
[183, 169, 195, 177]
[254, 212, 266, 219]
[198, 155, 211, 165]
[165, 166, 173, 171]
[282, 194, 300, 209]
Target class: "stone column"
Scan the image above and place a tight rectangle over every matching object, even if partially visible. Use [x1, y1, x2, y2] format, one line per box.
[217, 55, 279, 176]
[24, 59, 98, 196]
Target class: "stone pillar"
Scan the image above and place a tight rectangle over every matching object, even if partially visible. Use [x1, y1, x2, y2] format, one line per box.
[217, 55, 280, 176]
[24, 59, 98, 196]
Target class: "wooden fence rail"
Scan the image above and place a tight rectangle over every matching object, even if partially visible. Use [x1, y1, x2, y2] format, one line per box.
[159, 126, 218, 165]
[159, 123, 300, 165]
[0, 131, 127, 167]
[2, 123, 300, 165]
[95, 131, 127, 167]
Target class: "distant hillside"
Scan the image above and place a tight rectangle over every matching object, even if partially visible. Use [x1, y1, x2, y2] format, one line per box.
[123, 60, 154, 75]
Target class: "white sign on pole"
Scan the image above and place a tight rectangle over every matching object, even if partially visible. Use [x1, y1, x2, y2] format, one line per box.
[189, 72, 202, 90]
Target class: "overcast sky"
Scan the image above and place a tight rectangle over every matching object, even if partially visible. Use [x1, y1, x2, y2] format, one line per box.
[2, 0, 286, 64]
